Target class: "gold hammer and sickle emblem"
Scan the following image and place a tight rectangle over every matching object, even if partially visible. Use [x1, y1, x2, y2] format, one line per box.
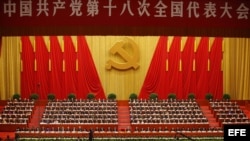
[106, 37, 140, 70]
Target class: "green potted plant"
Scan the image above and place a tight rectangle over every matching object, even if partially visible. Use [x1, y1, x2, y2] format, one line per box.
[47, 93, 55, 101]
[108, 93, 116, 100]
[168, 93, 176, 99]
[87, 93, 95, 100]
[205, 93, 213, 100]
[187, 93, 195, 100]
[30, 93, 39, 100]
[12, 93, 21, 101]
[129, 93, 138, 100]
[149, 93, 158, 100]
[68, 93, 76, 101]
[223, 93, 231, 100]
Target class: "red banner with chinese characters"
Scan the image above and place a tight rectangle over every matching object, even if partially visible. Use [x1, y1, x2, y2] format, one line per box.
[0, 0, 250, 36]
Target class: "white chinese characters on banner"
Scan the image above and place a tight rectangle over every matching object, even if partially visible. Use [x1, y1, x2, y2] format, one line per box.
[204, 2, 216, 18]
[220, 2, 232, 18]
[70, 0, 83, 16]
[20, 0, 32, 17]
[103, 0, 117, 16]
[171, 1, 183, 17]
[237, 3, 249, 19]
[154, 0, 167, 17]
[37, 0, 49, 16]
[53, 0, 66, 16]
[4, 0, 16, 17]
[87, 0, 98, 17]
[3, 0, 249, 20]
[120, 0, 134, 16]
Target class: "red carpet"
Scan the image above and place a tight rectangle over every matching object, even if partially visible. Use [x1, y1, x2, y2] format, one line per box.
[240, 106, 250, 119]
[117, 101, 131, 131]
[200, 105, 220, 128]
[28, 106, 45, 129]
[0, 106, 4, 113]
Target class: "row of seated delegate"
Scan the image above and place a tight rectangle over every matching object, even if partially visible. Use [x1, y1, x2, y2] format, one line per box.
[0, 100, 35, 124]
[41, 118, 118, 124]
[16, 127, 223, 134]
[209, 100, 238, 108]
[129, 98, 195, 102]
[40, 100, 118, 124]
[131, 109, 203, 115]
[17, 126, 118, 133]
[48, 99, 117, 106]
[129, 100, 208, 124]
[131, 118, 208, 124]
[129, 99, 198, 106]
[45, 100, 117, 110]
[6, 99, 34, 106]
[134, 127, 223, 133]
[209, 100, 250, 126]
[44, 109, 117, 115]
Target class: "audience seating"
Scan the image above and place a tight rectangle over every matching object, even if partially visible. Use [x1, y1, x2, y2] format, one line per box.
[2, 98, 249, 138]
[16, 126, 223, 138]
[40, 99, 118, 131]
[0, 99, 34, 124]
[209, 100, 250, 127]
[129, 99, 209, 131]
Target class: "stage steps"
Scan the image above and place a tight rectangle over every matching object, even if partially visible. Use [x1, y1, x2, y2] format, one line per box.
[0, 106, 4, 113]
[200, 106, 220, 127]
[28, 106, 45, 129]
[240, 106, 250, 119]
[117, 101, 131, 132]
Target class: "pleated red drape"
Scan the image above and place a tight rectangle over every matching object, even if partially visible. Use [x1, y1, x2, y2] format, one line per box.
[63, 36, 77, 97]
[50, 36, 64, 99]
[21, 36, 105, 100]
[139, 36, 168, 99]
[77, 36, 106, 99]
[34, 36, 49, 99]
[168, 37, 182, 98]
[182, 37, 196, 98]
[21, 37, 35, 99]
[195, 37, 209, 99]
[209, 37, 223, 99]
[139, 36, 222, 99]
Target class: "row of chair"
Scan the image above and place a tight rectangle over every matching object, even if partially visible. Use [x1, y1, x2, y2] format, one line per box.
[41, 100, 118, 124]
[0, 100, 35, 124]
[129, 100, 208, 124]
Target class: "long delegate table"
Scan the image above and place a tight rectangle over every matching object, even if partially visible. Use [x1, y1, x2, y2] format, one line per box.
[16, 131, 224, 138]
[130, 123, 210, 132]
[40, 123, 118, 131]
[0, 124, 28, 132]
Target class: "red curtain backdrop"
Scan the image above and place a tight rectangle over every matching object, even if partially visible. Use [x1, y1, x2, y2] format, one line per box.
[63, 36, 77, 97]
[195, 37, 209, 99]
[21, 36, 105, 100]
[20, 36, 222, 100]
[77, 36, 106, 99]
[34, 36, 49, 99]
[50, 36, 64, 99]
[21, 37, 35, 99]
[209, 37, 223, 99]
[182, 37, 196, 98]
[139, 36, 223, 99]
[139, 36, 168, 99]
[168, 37, 182, 98]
